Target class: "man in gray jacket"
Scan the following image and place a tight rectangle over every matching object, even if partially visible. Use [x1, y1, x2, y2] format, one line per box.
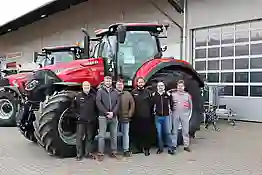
[96, 76, 120, 161]
[170, 80, 192, 153]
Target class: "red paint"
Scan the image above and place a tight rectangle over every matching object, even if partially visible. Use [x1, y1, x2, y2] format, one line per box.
[135, 57, 190, 86]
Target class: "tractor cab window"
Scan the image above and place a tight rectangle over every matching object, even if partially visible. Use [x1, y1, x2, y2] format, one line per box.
[100, 36, 116, 60]
[117, 31, 158, 81]
[36, 51, 75, 67]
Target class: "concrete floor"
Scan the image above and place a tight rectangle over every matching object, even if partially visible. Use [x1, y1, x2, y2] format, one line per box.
[0, 121, 262, 175]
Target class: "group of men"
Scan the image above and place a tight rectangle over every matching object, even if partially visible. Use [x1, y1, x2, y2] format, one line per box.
[74, 76, 192, 162]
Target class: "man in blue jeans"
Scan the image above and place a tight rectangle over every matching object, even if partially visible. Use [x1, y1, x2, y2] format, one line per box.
[115, 80, 135, 157]
[152, 81, 174, 154]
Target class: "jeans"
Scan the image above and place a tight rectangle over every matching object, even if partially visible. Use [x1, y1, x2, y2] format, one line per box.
[120, 122, 130, 152]
[155, 115, 172, 149]
[170, 112, 190, 148]
[98, 116, 118, 154]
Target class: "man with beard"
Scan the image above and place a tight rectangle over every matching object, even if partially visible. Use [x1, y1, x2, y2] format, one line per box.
[96, 76, 120, 161]
[131, 77, 154, 156]
[75, 81, 97, 161]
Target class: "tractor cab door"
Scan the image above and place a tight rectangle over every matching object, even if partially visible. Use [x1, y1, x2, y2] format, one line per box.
[97, 35, 117, 78]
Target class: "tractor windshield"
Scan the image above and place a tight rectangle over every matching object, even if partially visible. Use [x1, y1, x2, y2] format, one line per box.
[117, 31, 158, 81]
[35, 51, 75, 67]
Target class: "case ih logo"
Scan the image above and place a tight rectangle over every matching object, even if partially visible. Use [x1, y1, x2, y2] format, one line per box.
[0, 52, 22, 61]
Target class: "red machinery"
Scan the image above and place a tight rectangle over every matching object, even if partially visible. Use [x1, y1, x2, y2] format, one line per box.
[9, 23, 204, 157]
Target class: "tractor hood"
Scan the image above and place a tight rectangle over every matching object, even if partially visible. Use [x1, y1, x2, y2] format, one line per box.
[40, 59, 97, 74]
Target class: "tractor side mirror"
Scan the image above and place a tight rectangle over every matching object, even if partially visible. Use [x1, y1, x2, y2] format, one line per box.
[117, 25, 126, 44]
[50, 57, 55, 65]
[33, 52, 38, 62]
[161, 45, 168, 52]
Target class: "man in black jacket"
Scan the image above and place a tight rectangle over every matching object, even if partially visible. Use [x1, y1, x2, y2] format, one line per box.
[152, 81, 174, 154]
[75, 81, 97, 161]
[96, 76, 120, 161]
[131, 77, 154, 156]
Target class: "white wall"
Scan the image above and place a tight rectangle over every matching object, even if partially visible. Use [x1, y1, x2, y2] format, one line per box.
[0, 0, 183, 63]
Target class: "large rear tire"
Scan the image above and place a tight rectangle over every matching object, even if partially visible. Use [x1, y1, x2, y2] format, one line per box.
[0, 89, 20, 126]
[38, 91, 77, 158]
[146, 68, 203, 138]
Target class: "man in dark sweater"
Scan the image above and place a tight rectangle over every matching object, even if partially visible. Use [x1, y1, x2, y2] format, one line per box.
[152, 81, 174, 154]
[75, 81, 97, 161]
[116, 80, 135, 157]
[131, 77, 154, 156]
[96, 76, 120, 161]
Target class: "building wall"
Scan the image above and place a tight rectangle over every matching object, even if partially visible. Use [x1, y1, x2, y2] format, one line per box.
[187, 0, 262, 122]
[0, 0, 183, 64]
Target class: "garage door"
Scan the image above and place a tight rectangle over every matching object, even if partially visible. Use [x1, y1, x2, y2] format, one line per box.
[192, 20, 262, 122]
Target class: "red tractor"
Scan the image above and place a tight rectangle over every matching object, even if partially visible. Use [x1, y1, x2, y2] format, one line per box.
[17, 23, 204, 157]
[0, 45, 84, 126]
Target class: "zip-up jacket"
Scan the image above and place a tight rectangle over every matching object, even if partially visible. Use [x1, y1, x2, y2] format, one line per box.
[131, 88, 153, 118]
[96, 86, 120, 117]
[75, 91, 97, 123]
[118, 90, 135, 122]
[152, 91, 173, 116]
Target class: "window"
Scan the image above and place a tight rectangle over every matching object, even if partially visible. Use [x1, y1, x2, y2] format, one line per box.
[235, 45, 249, 56]
[250, 72, 262, 82]
[250, 86, 262, 97]
[208, 60, 219, 70]
[235, 31, 249, 43]
[221, 33, 234, 44]
[250, 30, 262, 41]
[208, 47, 220, 58]
[221, 72, 233, 82]
[250, 57, 262, 69]
[221, 46, 234, 57]
[221, 59, 233, 70]
[235, 72, 248, 83]
[195, 29, 208, 47]
[235, 86, 248, 96]
[235, 58, 249, 69]
[208, 28, 220, 46]
[220, 86, 233, 96]
[195, 49, 206, 59]
[195, 61, 206, 71]
[207, 73, 219, 82]
[251, 43, 262, 55]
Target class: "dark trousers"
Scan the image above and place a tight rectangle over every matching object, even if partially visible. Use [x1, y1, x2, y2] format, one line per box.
[76, 122, 96, 157]
[130, 117, 155, 152]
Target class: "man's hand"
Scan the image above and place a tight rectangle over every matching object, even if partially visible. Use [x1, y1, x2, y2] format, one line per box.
[106, 112, 113, 119]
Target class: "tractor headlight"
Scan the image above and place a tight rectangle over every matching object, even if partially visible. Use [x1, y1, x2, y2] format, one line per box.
[25, 80, 39, 91]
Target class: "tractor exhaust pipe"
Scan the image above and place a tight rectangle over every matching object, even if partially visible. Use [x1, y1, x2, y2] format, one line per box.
[81, 28, 90, 58]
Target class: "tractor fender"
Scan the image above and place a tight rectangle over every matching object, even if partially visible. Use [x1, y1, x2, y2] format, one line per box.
[2, 86, 22, 97]
[135, 58, 204, 87]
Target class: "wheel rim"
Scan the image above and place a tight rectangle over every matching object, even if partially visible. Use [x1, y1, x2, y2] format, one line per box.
[57, 108, 77, 145]
[0, 99, 14, 120]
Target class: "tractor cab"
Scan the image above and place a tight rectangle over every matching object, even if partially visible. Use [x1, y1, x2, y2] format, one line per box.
[33, 45, 84, 67]
[89, 23, 168, 85]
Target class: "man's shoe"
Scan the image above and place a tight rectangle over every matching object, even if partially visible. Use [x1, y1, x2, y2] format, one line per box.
[184, 147, 191, 152]
[76, 156, 83, 161]
[168, 147, 176, 155]
[123, 151, 132, 157]
[144, 149, 150, 156]
[84, 153, 96, 160]
[156, 148, 163, 154]
[110, 152, 121, 159]
[97, 153, 104, 162]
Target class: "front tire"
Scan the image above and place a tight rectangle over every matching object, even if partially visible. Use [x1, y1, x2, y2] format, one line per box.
[0, 89, 20, 126]
[38, 91, 77, 157]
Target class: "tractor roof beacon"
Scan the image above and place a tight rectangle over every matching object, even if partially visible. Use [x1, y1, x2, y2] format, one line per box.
[18, 23, 204, 158]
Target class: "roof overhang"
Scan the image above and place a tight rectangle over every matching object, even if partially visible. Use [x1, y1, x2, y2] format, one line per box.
[0, 0, 88, 36]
